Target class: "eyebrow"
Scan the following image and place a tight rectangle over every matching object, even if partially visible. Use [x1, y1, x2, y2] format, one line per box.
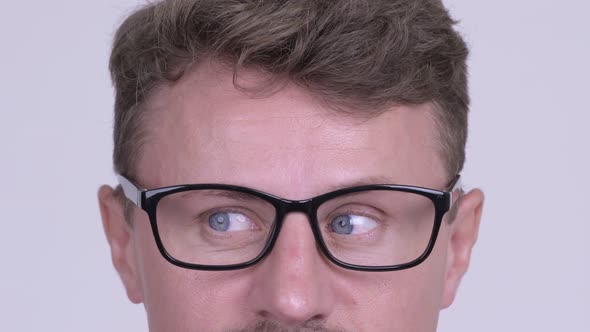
[324, 176, 402, 192]
[179, 189, 263, 202]
[327, 176, 458, 193]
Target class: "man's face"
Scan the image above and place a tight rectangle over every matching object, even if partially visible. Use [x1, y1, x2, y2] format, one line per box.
[99, 61, 483, 332]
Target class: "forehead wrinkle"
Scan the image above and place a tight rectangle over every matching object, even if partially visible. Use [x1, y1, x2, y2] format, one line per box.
[212, 111, 376, 153]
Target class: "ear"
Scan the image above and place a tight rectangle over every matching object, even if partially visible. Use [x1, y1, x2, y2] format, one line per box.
[98, 185, 144, 304]
[440, 188, 484, 308]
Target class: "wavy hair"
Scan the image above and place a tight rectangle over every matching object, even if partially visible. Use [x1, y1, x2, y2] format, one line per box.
[109, 0, 470, 179]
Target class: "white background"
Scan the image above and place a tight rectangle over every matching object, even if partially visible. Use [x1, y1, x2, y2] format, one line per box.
[0, 0, 588, 331]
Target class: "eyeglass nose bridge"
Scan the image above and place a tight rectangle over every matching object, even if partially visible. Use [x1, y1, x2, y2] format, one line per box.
[262, 198, 326, 257]
[277, 197, 315, 213]
[272, 198, 318, 230]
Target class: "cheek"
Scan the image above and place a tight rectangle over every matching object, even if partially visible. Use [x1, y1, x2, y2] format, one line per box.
[129, 209, 451, 331]
[131, 214, 252, 331]
[342, 235, 449, 330]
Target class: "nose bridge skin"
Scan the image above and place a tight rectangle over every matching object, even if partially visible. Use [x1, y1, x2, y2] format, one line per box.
[247, 210, 336, 326]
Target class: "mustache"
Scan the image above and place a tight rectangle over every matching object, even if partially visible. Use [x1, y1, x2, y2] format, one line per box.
[227, 320, 349, 332]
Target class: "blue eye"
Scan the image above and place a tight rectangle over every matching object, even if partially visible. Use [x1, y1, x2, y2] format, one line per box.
[209, 212, 230, 231]
[330, 215, 353, 234]
[208, 211, 253, 232]
[329, 214, 378, 235]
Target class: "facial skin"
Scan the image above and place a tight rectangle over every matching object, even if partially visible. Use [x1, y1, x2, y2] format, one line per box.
[99, 60, 484, 332]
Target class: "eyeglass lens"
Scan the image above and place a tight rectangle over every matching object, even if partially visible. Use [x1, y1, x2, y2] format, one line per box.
[154, 189, 436, 268]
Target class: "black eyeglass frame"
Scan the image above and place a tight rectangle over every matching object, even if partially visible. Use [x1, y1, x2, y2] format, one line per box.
[118, 174, 461, 272]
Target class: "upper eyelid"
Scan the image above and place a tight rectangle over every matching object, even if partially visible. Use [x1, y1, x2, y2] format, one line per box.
[320, 201, 386, 217]
[322, 207, 384, 225]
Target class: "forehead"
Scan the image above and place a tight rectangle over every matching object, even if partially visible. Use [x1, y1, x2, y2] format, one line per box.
[136, 61, 445, 198]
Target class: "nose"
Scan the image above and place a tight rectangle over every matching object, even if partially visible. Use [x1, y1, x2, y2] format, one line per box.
[248, 212, 335, 326]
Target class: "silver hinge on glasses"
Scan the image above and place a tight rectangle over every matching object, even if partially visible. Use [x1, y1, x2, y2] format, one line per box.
[117, 175, 143, 209]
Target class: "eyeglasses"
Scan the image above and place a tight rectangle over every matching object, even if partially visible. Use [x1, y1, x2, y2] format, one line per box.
[118, 174, 461, 272]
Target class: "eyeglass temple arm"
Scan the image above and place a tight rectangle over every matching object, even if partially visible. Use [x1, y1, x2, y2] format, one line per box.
[447, 174, 462, 192]
[446, 174, 463, 211]
[117, 175, 143, 209]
